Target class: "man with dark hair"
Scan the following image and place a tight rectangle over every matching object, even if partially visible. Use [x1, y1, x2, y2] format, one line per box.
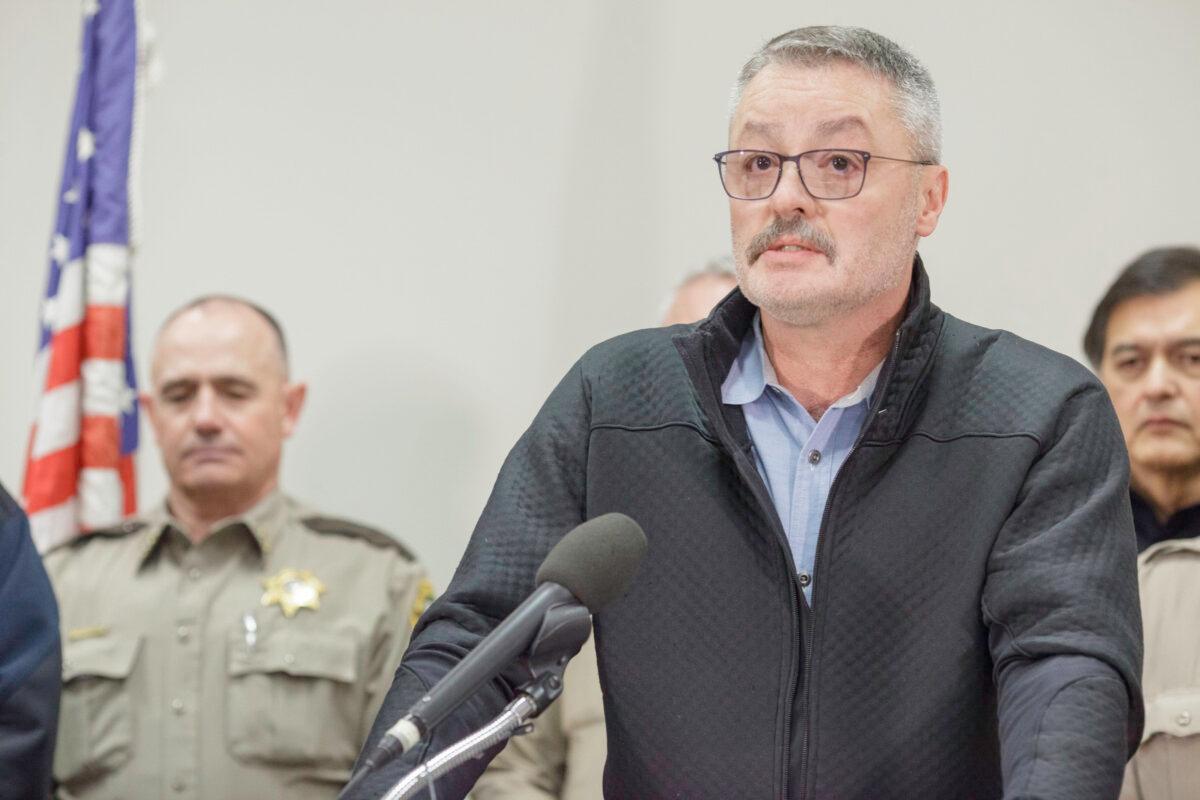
[1085, 246, 1200, 799]
[352, 26, 1142, 799]
[0, 482, 60, 800]
[44, 296, 431, 799]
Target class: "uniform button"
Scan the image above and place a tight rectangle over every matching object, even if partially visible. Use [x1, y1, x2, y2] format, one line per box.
[808, 449, 822, 465]
[1178, 711, 1192, 727]
[283, 653, 296, 666]
[187, 567, 202, 581]
[172, 778, 186, 792]
[170, 698, 185, 715]
[176, 626, 190, 642]
[798, 572, 812, 587]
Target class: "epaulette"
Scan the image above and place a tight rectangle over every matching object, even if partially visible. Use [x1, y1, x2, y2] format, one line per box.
[300, 516, 417, 561]
[46, 519, 148, 554]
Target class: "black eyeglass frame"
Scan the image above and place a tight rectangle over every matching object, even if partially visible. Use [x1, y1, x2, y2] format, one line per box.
[712, 148, 936, 201]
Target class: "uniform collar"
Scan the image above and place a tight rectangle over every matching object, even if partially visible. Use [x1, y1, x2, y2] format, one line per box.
[1131, 489, 1200, 554]
[136, 490, 289, 568]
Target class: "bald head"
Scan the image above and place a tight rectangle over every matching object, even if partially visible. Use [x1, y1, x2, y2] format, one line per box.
[660, 270, 738, 327]
[153, 296, 289, 383]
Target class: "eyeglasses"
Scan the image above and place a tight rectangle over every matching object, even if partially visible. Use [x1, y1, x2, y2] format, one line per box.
[712, 149, 935, 201]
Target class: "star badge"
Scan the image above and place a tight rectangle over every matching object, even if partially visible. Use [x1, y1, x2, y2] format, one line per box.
[261, 568, 326, 617]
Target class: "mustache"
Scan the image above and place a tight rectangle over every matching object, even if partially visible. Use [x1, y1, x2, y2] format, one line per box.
[746, 217, 837, 264]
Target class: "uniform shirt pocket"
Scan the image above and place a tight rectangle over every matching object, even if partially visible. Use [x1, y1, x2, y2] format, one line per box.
[54, 634, 142, 786]
[225, 628, 363, 767]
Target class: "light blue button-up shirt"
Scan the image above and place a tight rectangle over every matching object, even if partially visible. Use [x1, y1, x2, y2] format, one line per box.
[721, 313, 882, 604]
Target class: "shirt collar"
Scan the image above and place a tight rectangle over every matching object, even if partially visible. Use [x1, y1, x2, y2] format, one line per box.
[721, 311, 884, 410]
[136, 490, 289, 568]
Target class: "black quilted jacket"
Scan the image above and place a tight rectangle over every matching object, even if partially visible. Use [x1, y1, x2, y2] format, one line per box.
[354, 258, 1143, 800]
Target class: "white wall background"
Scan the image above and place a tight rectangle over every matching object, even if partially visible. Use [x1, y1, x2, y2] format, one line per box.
[3, 0, 1198, 587]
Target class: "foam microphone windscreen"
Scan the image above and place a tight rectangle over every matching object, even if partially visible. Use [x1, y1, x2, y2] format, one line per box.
[535, 513, 647, 613]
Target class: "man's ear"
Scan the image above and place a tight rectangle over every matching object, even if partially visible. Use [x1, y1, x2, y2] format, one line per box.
[281, 382, 307, 439]
[139, 390, 160, 441]
[915, 165, 949, 238]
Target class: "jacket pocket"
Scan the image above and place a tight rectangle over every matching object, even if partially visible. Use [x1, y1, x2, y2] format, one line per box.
[53, 634, 141, 785]
[225, 628, 363, 766]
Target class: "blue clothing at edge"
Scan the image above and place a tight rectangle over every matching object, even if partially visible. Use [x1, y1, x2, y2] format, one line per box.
[0, 482, 61, 800]
[721, 312, 881, 603]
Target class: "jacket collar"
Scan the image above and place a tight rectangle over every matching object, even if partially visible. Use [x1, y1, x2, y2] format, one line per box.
[682, 253, 943, 444]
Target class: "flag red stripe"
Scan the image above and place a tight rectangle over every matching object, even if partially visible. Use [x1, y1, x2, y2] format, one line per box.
[81, 415, 120, 469]
[119, 453, 136, 515]
[23, 444, 81, 513]
[45, 325, 83, 390]
[83, 305, 125, 360]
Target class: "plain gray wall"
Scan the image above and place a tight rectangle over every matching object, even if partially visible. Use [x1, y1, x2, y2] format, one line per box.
[3, 0, 1198, 587]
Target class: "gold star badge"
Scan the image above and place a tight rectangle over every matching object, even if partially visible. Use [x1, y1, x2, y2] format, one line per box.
[410, 578, 436, 628]
[261, 568, 326, 617]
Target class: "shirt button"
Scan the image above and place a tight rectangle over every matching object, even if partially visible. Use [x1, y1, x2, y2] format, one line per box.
[170, 698, 185, 715]
[808, 449, 822, 465]
[798, 572, 812, 587]
[283, 653, 296, 666]
[172, 778, 186, 792]
[1178, 711, 1192, 727]
[176, 626, 190, 642]
[187, 567, 202, 581]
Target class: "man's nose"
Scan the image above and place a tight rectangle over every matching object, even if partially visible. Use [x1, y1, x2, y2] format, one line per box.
[192, 387, 222, 434]
[1142, 356, 1180, 400]
[768, 158, 817, 218]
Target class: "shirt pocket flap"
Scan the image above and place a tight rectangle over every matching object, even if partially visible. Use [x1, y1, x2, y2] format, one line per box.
[62, 634, 141, 682]
[1144, 689, 1200, 740]
[228, 630, 359, 684]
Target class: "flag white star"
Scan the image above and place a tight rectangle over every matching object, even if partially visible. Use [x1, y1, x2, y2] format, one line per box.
[63, 186, 80, 204]
[77, 128, 96, 162]
[41, 296, 58, 329]
[119, 386, 137, 415]
[50, 234, 70, 265]
[82, 0, 100, 18]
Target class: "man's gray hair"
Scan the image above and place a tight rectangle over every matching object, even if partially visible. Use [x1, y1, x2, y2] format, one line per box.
[732, 26, 942, 163]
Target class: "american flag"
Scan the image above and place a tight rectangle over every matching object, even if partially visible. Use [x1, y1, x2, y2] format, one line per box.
[23, 0, 145, 553]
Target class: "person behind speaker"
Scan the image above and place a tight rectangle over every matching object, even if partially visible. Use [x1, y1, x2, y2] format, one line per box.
[1084, 246, 1200, 800]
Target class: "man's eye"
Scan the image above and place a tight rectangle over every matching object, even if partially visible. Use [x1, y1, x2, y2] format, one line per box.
[751, 154, 775, 172]
[1115, 358, 1143, 373]
[830, 155, 850, 171]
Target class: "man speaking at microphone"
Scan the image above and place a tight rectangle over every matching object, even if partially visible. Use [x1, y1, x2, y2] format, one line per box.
[352, 26, 1143, 799]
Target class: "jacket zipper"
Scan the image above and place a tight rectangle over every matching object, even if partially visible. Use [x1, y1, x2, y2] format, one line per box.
[796, 328, 905, 800]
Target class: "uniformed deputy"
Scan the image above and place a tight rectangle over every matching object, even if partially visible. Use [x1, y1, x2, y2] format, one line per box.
[43, 295, 431, 800]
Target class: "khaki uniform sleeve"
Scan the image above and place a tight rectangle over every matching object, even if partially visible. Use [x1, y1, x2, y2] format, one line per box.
[361, 555, 429, 744]
[1118, 757, 1141, 800]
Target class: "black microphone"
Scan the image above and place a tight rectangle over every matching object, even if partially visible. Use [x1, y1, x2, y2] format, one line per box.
[352, 512, 646, 785]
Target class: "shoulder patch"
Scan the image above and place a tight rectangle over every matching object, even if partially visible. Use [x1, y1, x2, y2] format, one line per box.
[46, 519, 148, 554]
[300, 516, 416, 561]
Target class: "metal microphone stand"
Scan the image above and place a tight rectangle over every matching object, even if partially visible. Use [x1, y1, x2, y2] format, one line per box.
[379, 602, 593, 800]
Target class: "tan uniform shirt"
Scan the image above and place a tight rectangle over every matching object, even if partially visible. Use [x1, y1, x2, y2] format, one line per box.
[43, 492, 430, 800]
[471, 633, 605, 800]
[1120, 536, 1200, 799]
